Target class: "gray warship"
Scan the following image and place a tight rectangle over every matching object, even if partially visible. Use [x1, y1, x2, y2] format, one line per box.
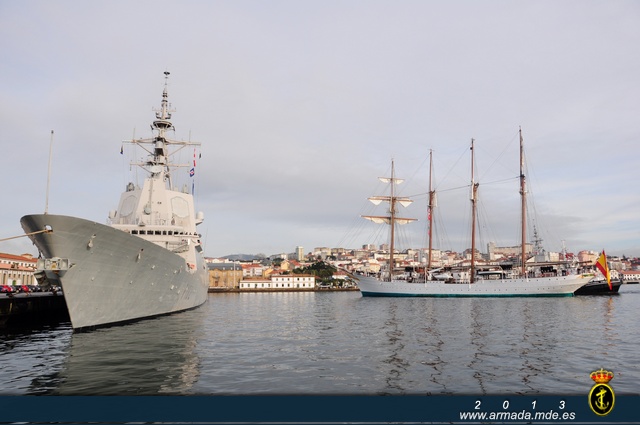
[21, 72, 209, 330]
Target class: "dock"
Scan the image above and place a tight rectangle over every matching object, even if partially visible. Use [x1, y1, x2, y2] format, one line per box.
[0, 292, 69, 327]
[208, 287, 359, 293]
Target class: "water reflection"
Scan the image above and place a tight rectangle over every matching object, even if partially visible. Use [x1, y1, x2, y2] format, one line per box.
[517, 300, 557, 394]
[416, 300, 447, 394]
[0, 321, 72, 395]
[468, 299, 491, 395]
[28, 310, 204, 395]
[381, 302, 409, 394]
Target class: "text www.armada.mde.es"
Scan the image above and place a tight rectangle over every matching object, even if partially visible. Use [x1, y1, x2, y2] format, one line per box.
[460, 409, 576, 421]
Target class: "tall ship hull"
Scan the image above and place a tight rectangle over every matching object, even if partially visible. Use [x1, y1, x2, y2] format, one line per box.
[22, 72, 209, 330]
[358, 274, 589, 297]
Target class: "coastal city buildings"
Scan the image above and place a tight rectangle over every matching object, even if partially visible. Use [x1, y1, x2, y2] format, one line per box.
[487, 241, 533, 261]
[206, 258, 317, 290]
[204, 243, 640, 290]
[2, 243, 639, 292]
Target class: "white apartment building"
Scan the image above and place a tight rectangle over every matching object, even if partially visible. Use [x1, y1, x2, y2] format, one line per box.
[239, 274, 316, 290]
[295, 246, 304, 261]
[620, 270, 640, 283]
[241, 263, 264, 277]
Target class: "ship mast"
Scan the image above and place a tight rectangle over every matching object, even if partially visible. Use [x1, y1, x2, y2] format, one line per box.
[470, 139, 479, 284]
[362, 159, 416, 281]
[389, 160, 397, 273]
[519, 127, 527, 277]
[150, 71, 176, 185]
[45, 130, 54, 215]
[123, 72, 200, 191]
[427, 149, 435, 269]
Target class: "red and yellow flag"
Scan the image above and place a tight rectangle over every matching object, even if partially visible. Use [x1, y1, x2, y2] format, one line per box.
[595, 250, 612, 290]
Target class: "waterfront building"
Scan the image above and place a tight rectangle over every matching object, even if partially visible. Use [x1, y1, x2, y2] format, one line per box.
[271, 274, 315, 289]
[239, 274, 316, 290]
[207, 263, 243, 289]
[238, 278, 271, 289]
[0, 252, 38, 287]
[620, 270, 640, 283]
[332, 270, 350, 281]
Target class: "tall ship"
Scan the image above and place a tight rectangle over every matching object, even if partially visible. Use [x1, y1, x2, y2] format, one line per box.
[357, 130, 590, 297]
[21, 72, 209, 330]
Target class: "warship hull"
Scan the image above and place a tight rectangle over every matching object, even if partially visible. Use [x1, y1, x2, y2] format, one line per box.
[21, 214, 209, 330]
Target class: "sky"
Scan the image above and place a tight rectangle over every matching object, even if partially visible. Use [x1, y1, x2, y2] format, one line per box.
[1, 0, 639, 259]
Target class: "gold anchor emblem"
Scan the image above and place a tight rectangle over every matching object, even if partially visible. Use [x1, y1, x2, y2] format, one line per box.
[588, 368, 615, 416]
[594, 387, 609, 410]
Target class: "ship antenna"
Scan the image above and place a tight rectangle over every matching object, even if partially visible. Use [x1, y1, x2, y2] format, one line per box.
[148, 71, 176, 179]
[45, 130, 54, 214]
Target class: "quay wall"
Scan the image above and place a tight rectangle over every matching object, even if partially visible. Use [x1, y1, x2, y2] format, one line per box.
[209, 287, 359, 293]
[0, 293, 69, 326]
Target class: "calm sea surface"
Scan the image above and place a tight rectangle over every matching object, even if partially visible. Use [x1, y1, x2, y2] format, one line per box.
[1, 286, 639, 396]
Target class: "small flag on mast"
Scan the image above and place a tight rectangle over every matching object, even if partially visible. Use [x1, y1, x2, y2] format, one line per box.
[190, 148, 196, 177]
[190, 148, 196, 195]
[595, 250, 612, 290]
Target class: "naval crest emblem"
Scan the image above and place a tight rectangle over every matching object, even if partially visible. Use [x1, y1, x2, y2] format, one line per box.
[588, 368, 615, 416]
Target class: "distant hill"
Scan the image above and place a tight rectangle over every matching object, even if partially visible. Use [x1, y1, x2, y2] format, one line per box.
[222, 253, 265, 261]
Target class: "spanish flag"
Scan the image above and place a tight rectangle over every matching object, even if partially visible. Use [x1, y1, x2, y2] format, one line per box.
[595, 250, 612, 290]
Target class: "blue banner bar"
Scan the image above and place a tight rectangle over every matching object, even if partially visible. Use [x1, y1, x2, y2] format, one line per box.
[0, 395, 637, 423]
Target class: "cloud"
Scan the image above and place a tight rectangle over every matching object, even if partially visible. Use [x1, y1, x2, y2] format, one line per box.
[2, 0, 639, 258]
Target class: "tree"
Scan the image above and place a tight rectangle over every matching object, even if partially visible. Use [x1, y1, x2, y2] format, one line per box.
[298, 260, 337, 284]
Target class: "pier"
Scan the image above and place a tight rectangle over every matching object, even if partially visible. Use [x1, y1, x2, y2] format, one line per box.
[0, 292, 69, 327]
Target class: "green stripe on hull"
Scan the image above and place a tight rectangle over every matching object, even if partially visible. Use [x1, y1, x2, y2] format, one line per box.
[360, 291, 575, 298]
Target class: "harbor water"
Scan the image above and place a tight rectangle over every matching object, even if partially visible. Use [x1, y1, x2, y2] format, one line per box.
[1, 286, 639, 395]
